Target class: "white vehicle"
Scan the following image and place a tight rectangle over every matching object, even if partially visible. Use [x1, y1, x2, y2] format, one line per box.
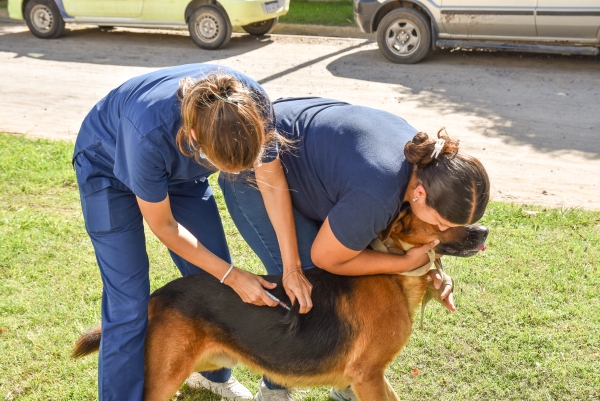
[353, 0, 600, 63]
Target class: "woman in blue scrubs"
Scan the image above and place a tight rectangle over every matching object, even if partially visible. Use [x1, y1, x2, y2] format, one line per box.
[73, 65, 312, 401]
[220, 97, 490, 401]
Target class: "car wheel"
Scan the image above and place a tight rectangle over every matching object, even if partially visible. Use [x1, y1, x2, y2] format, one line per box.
[24, 0, 65, 39]
[188, 5, 232, 50]
[376, 8, 431, 64]
[242, 18, 278, 36]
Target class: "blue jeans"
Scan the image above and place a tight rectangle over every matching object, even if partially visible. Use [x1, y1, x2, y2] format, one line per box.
[77, 174, 232, 401]
[219, 172, 320, 389]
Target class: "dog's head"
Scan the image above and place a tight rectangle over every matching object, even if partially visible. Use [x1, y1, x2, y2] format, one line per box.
[380, 207, 488, 257]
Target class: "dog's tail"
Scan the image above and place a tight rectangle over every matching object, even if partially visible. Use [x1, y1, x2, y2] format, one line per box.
[72, 325, 102, 358]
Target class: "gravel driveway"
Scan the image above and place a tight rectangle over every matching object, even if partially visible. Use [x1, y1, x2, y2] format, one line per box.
[1, 11, 599, 210]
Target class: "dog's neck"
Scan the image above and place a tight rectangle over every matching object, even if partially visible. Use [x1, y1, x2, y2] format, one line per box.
[369, 237, 414, 254]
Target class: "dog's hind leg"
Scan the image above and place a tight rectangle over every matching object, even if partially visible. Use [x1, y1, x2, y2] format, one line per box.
[143, 312, 204, 401]
[351, 375, 400, 401]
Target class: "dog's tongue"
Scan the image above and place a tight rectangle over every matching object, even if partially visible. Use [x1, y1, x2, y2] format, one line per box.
[477, 244, 487, 252]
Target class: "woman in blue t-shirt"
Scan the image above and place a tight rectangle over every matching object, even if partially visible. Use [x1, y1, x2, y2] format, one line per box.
[220, 97, 490, 401]
[73, 65, 311, 401]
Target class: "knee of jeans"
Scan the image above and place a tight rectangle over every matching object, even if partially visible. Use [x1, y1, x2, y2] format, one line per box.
[104, 295, 148, 324]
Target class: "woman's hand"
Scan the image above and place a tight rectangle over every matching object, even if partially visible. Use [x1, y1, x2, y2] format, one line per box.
[403, 240, 439, 272]
[223, 267, 279, 307]
[427, 268, 456, 312]
[282, 269, 313, 314]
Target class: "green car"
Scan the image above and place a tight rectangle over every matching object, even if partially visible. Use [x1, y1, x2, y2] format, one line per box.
[7, 0, 290, 49]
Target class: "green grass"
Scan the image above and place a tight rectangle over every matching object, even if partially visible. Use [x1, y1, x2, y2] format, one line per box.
[1, 133, 599, 400]
[0, 1, 7, 9]
[279, 0, 355, 27]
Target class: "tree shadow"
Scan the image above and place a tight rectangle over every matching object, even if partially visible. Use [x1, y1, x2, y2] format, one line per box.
[327, 47, 600, 157]
[0, 25, 273, 67]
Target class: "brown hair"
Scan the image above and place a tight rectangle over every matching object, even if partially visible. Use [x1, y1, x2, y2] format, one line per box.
[176, 72, 282, 173]
[404, 128, 490, 225]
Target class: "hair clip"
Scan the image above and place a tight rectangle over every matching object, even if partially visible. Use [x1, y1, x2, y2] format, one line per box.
[430, 138, 446, 159]
[224, 98, 246, 106]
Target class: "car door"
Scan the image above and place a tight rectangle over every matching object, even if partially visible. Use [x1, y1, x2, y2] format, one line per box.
[62, 0, 144, 18]
[440, 0, 537, 38]
[536, 0, 600, 40]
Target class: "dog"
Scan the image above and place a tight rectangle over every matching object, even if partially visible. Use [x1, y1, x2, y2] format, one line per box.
[73, 206, 488, 401]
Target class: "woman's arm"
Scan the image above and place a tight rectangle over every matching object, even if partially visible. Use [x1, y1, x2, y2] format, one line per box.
[311, 217, 438, 276]
[254, 158, 313, 314]
[136, 195, 278, 307]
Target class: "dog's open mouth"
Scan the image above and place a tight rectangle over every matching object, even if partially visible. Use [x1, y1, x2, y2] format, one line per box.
[435, 242, 487, 257]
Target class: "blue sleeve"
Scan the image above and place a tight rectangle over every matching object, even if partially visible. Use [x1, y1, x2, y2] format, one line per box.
[114, 117, 168, 203]
[327, 189, 392, 251]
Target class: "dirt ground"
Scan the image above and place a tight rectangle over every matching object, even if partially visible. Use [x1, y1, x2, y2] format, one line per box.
[1, 12, 599, 210]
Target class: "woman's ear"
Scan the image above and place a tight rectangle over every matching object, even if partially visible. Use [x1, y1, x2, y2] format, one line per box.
[414, 184, 427, 200]
[190, 128, 198, 141]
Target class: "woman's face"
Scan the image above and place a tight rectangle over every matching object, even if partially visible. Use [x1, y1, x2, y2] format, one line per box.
[412, 203, 460, 231]
[410, 184, 462, 231]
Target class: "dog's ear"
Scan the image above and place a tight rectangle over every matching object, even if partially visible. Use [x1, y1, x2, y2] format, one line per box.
[379, 207, 409, 242]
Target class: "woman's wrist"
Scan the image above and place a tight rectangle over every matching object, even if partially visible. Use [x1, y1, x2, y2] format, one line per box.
[282, 269, 303, 282]
[220, 263, 235, 283]
[281, 257, 302, 273]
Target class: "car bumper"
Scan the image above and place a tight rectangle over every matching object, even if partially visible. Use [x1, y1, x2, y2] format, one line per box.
[353, 0, 380, 33]
[7, 0, 24, 20]
[221, 0, 290, 27]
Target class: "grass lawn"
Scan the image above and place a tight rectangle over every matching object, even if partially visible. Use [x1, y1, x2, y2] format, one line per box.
[0, 1, 7, 9]
[279, 0, 355, 27]
[1, 133, 599, 400]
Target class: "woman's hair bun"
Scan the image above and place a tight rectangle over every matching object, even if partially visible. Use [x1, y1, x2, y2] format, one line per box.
[404, 128, 460, 168]
[179, 74, 243, 108]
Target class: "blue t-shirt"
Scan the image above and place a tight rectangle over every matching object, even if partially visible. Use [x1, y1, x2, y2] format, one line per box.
[274, 97, 416, 251]
[73, 64, 275, 202]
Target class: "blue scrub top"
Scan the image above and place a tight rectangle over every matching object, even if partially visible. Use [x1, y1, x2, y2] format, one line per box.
[74, 64, 274, 203]
[274, 97, 416, 251]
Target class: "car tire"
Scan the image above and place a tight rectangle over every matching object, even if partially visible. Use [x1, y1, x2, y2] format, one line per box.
[188, 5, 232, 50]
[242, 18, 278, 36]
[376, 8, 431, 64]
[24, 0, 65, 39]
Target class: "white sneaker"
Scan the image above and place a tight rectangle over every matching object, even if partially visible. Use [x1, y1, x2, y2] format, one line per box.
[329, 386, 358, 401]
[254, 379, 296, 401]
[186, 372, 253, 400]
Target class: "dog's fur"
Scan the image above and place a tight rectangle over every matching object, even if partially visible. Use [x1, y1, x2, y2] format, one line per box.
[73, 207, 488, 401]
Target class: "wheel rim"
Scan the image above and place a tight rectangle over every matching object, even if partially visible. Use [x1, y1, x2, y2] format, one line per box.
[31, 4, 54, 32]
[194, 13, 220, 43]
[385, 19, 420, 57]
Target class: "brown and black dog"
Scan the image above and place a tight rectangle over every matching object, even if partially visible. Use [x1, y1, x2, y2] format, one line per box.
[73, 206, 488, 401]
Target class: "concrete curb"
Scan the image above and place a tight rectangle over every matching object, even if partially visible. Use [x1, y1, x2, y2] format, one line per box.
[272, 23, 373, 40]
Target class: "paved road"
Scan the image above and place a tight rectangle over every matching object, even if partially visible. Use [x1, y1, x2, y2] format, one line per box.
[1, 12, 599, 210]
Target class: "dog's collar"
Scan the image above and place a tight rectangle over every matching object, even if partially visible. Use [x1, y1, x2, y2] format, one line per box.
[369, 237, 414, 253]
[369, 237, 435, 277]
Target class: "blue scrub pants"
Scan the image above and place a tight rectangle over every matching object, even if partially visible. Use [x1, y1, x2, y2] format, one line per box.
[78, 179, 232, 401]
[218, 172, 319, 390]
